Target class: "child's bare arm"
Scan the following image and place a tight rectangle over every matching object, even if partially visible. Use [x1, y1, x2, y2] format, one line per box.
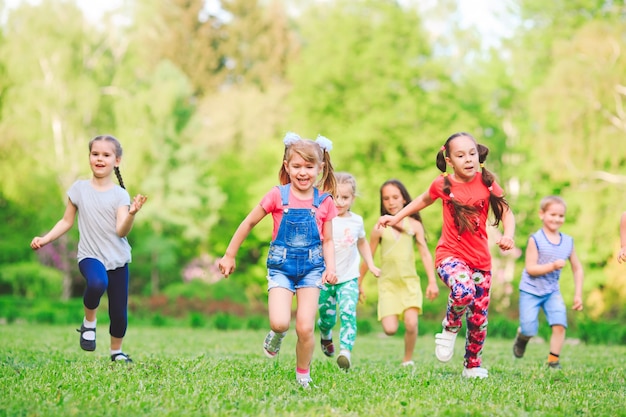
[357, 236, 379, 277]
[524, 237, 566, 276]
[410, 219, 439, 301]
[218, 205, 267, 277]
[569, 246, 584, 311]
[618, 212, 626, 263]
[31, 199, 76, 249]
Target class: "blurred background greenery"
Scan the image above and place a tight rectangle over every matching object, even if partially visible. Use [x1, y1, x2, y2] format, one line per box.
[0, 0, 625, 343]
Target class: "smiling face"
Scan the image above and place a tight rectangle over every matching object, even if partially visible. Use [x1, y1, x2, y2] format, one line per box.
[89, 139, 120, 180]
[381, 183, 406, 215]
[445, 135, 479, 182]
[284, 152, 322, 195]
[335, 182, 355, 217]
[539, 202, 566, 233]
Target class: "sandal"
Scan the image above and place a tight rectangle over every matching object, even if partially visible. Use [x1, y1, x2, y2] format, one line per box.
[111, 352, 133, 363]
[435, 330, 458, 362]
[76, 325, 96, 352]
[320, 338, 335, 357]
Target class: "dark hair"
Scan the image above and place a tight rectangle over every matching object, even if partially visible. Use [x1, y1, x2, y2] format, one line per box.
[89, 135, 126, 189]
[435, 132, 509, 234]
[379, 179, 423, 223]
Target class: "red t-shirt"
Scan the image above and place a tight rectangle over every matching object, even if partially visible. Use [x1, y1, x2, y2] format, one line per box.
[428, 173, 503, 270]
[260, 186, 338, 241]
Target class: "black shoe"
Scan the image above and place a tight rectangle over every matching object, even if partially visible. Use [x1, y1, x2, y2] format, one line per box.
[76, 325, 96, 352]
[111, 352, 133, 363]
[320, 338, 335, 357]
[513, 331, 530, 358]
[547, 360, 562, 369]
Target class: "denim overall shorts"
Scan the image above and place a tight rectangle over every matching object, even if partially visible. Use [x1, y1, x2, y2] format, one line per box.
[266, 184, 330, 292]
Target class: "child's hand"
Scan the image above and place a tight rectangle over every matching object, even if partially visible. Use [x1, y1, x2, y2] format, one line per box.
[129, 194, 148, 215]
[369, 265, 381, 278]
[218, 255, 236, 278]
[322, 269, 337, 285]
[618, 248, 626, 263]
[426, 282, 439, 301]
[358, 285, 366, 304]
[552, 259, 566, 271]
[376, 215, 396, 229]
[30, 236, 46, 250]
[572, 296, 583, 311]
[496, 235, 515, 251]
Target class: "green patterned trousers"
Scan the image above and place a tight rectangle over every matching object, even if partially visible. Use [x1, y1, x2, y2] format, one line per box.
[317, 278, 359, 352]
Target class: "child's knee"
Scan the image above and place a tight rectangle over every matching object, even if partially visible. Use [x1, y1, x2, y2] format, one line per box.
[382, 323, 398, 336]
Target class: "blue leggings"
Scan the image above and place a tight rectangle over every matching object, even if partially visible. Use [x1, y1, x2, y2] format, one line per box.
[78, 258, 129, 338]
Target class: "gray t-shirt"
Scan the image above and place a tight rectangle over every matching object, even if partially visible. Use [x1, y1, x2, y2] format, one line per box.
[67, 180, 132, 270]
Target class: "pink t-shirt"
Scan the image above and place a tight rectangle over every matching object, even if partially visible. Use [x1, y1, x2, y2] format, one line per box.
[260, 186, 338, 241]
[428, 173, 504, 270]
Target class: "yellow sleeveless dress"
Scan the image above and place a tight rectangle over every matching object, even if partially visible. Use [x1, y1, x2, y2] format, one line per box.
[377, 218, 424, 320]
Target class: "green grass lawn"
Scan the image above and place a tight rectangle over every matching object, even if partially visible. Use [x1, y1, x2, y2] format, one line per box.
[0, 324, 624, 417]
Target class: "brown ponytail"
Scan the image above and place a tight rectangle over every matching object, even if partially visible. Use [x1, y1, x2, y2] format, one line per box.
[439, 133, 509, 233]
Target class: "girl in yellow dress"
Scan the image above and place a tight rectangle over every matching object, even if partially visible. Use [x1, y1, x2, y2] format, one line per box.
[362, 179, 439, 365]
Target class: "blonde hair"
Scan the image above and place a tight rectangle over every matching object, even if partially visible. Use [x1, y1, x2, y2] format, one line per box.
[334, 172, 357, 196]
[279, 139, 337, 196]
[540, 195, 566, 212]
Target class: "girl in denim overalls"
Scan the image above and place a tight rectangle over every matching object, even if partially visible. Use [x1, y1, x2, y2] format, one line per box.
[219, 132, 337, 388]
[377, 132, 516, 379]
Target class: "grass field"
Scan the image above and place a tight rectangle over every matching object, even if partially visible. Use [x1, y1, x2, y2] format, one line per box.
[1, 323, 624, 417]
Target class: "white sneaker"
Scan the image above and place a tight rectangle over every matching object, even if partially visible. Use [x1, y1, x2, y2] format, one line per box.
[263, 331, 284, 358]
[462, 367, 489, 379]
[297, 376, 313, 389]
[435, 330, 458, 362]
[337, 349, 351, 370]
[401, 360, 415, 367]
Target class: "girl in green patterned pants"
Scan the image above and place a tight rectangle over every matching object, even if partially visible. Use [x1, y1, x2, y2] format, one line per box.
[318, 173, 380, 370]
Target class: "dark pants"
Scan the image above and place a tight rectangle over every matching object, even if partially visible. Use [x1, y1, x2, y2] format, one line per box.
[78, 258, 129, 338]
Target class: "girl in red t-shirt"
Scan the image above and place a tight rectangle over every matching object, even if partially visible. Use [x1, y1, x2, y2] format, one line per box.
[377, 132, 515, 379]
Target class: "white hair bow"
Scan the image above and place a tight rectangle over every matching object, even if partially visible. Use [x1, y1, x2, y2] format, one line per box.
[283, 131, 301, 146]
[315, 135, 333, 152]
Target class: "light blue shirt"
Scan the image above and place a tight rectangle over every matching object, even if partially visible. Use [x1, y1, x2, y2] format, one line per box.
[519, 229, 573, 296]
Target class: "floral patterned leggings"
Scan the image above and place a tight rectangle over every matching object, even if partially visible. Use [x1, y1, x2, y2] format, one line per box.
[436, 257, 492, 369]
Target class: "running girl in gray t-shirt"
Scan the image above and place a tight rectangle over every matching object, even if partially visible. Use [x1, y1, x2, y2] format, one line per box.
[31, 135, 147, 363]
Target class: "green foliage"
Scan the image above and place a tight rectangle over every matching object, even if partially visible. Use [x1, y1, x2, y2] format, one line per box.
[0, 0, 625, 324]
[0, 193, 40, 265]
[0, 295, 83, 324]
[0, 262, 63, 298]
[578, 319, 626, 345]
[162, 279, 248, 304]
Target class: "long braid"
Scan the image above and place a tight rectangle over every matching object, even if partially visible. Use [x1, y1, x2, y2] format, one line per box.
[114, 166, 126, 189]
[477, 143, 509, 226]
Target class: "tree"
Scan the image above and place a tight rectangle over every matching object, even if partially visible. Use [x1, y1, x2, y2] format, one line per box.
[0, 0, 117, 299]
